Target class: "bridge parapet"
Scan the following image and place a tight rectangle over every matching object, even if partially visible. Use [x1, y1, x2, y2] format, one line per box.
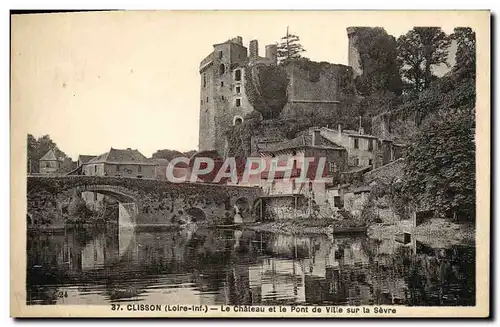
[27, 176, 262, 228]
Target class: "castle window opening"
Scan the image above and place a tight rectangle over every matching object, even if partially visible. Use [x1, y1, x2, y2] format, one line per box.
[200, 99, 203, 105]
[233, 116, 243, 126]
[220, 81, 224, 87]
[236, 98, 241, 107]
[353, 158, 359, 166]
[221, 95, 225, 101]
[138, 165, 142, 173]
[236, 86, 241, 94]
[369, 159, 373, 166]
[94, 165, 97, 173]
[354, 138, 359, 149]
[116, 165, 120, 172]
[206, 97, 209, 102]
[218, 51, 223, 59]
[203, 73, 206, 88]
[368, 139, 374, 151]
[235, 69, 242, 81]
[219, 64, 226, 76]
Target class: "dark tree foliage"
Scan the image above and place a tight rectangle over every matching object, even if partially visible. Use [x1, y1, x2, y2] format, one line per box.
[244, 63, 288, 120]
[152, 149, 189, 168]
[353, 27, 403, 96]
[276, 27, 306, 64]
[397, 27, 451, 94]
[402, 109, 475, 220]
[398, 27, 476, 221]
[452, 27, 476, 78]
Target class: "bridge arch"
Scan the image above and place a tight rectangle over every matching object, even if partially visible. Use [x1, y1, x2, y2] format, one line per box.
[185, 207, 207, 222]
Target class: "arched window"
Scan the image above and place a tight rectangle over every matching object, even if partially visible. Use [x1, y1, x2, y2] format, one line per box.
[219, 64, 226, 76]
[233, 116, 243, 126]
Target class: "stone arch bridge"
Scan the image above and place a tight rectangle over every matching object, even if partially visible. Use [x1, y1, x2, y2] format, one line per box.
[27, 176, 262, 229]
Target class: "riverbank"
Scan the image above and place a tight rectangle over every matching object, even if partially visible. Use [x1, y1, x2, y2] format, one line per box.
[245, 218, 366, 236]
[368, 218, 475, 248]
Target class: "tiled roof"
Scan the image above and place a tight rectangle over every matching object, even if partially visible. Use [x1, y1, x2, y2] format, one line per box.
[78, 155, 97, 164]
[88, 148, 154, 165]
[340, 129, 378, 139]
[260, 131, 345, 153]
[39, 149, 60, 161]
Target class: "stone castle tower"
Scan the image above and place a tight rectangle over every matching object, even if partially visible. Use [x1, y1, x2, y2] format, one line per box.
[346, 27, 363, 77]
[198, 37, 278, 156]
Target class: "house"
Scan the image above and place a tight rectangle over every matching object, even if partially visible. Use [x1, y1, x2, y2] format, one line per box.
[231, 128, 349, 218]
[319, 125, 379, 168]
[82, 148, 156, 179]
[38, 149, 63, 174]
[77, 155, 97, 167]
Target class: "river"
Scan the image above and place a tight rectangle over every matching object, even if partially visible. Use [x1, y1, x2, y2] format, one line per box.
[26, 226, 475, 306]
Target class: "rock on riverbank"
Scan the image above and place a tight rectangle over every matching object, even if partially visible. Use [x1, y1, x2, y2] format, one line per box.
[245, 217, 366, 236]
[368, 218, 475, 248]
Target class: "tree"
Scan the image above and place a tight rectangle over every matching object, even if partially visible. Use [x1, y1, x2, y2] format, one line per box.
[452, 27, 476, 78]
[276, 26, 306, 64]
[352, 27, 403, 96]
[402, 108, 475, 220]
[397, 27, 451, 93]
[183, 150, 197, 158]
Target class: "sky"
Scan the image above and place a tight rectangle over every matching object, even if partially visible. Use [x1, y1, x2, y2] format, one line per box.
[11, 11, 462, 159]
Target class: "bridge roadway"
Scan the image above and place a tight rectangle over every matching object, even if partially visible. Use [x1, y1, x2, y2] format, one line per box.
[27, 175, 262, 228]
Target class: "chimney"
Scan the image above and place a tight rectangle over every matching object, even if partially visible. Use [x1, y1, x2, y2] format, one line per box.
[312, 130, 321, 146]
[265, 44, 278, 65]
[249, 39, 259, 59]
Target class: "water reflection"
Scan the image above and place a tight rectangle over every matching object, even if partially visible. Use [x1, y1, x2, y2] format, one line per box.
[27, 226, 475, 306]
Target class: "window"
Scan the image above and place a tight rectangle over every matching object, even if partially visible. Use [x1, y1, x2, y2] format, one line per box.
[219, 64, 225, 76]
[200, 99, 203, 105]
[218, 51, 223, 59]
[235, 69, 241, 81]
[329, 162, 338, 173]
[203, 73, 206, 88]
[206, 97, 209, 102]
[138, 165, 142, 173]
[221, 95, 225, 101]
[116, 165, 120, 172]
[236, 98, 241, 107]
[334, 196, 342, 208]
[369, 159, 373, 166]
[368, 139, 374, 151]
[220, 81, 224, 87]
[94, 165, 97, 173]
[353, 158, 359, 166]
[354, 138, 359, 149]
[236, 86, 241, 94]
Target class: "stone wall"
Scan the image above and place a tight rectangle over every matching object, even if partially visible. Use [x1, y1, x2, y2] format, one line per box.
[263, 196, 310, 220]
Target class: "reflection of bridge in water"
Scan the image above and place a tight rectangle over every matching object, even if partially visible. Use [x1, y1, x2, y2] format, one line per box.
[26, 227, 474, 306]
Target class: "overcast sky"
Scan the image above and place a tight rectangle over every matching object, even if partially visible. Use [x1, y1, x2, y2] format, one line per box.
[12, 11, 461, 159]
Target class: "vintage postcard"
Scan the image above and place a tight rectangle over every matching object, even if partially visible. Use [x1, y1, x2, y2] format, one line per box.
[10, 10, 490, 318]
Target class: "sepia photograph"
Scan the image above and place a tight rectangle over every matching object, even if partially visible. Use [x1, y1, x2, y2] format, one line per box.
[10, 10, 490, 318]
